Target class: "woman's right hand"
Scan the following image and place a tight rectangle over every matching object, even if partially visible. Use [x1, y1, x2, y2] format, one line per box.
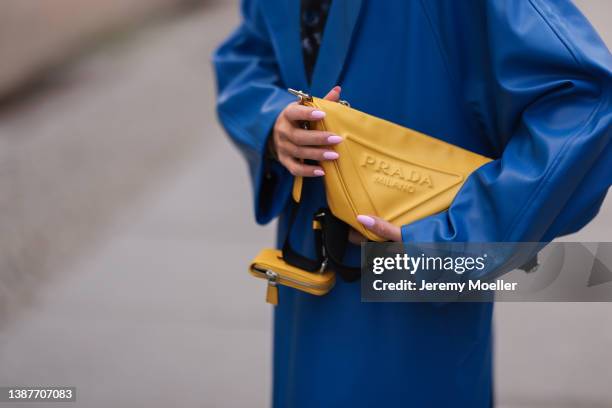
[270, 86, 344, 177]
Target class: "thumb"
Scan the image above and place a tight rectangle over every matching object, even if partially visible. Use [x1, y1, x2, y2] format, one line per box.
[323, 85, 341, 102]
[356, 215, 402, 242]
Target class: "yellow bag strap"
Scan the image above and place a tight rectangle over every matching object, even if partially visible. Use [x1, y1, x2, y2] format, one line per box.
[292, 175, 303, 203]
[287, 89, 314, 204]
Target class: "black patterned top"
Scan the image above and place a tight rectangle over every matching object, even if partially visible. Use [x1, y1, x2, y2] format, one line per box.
[301, 0, 332, 84]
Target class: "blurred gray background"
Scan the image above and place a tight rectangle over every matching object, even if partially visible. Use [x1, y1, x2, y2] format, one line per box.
[0, 1, 610, 407]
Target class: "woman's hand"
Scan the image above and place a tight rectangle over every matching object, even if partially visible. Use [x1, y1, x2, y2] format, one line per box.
[270, 86, 343, 177]
[271, 86, 402, 244]
[350, 215, 402, 243]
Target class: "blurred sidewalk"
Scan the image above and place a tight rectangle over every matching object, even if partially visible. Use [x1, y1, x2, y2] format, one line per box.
[0, 0, 204, 97]
[0, 1, 610, 407]
[0, 2, 275, 407]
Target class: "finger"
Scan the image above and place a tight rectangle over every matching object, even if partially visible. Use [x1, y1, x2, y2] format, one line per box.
[284, 103, 326, 122]
[356, 215, 402, 241]
[281, 142, 339, 161]
[281, 157, 325, 177]
[287, 128, 343, 146]
[323, 85, 341, 102]
[348, 228, 367, 245]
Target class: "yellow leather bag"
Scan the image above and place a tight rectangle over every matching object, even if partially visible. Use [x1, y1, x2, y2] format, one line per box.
[249, 248, 335, 305]
[290, 90, 492, 241]
[249, 90, 492, 305]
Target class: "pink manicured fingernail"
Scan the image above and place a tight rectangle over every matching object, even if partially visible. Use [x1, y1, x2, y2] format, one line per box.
[323, 151, 339, 160]
[357, 215, 375, 228]
[311, 110, 326, 119]
[313, 169, 325, 176]
[327, 135, 343, 144]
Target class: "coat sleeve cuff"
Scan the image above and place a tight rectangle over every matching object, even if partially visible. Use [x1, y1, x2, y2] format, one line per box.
[401, 211, 455, 244]
[252, 91, 296, 225]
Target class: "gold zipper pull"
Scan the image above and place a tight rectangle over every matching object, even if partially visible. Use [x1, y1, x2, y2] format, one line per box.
[265, 270, 279, 306]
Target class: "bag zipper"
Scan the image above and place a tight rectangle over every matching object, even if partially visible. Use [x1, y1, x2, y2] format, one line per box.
[264, 270, 278, 305]
[252, 266, 330, 290]
[252, 266, 332, 306]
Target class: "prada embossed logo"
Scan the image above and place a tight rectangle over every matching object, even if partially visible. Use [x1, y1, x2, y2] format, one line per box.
[361, 155, 434, 193]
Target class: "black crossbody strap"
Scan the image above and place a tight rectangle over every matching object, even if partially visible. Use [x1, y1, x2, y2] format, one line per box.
[281, 198, 322, 272]
[281, 197, 361, 281]
[316, 209, 361, 282]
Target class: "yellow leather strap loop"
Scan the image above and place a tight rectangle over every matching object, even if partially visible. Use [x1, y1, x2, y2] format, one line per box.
[292, 176, 303, 203]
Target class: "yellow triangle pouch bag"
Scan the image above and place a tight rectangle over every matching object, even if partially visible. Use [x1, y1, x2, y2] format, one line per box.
[291, 91, 492, 242]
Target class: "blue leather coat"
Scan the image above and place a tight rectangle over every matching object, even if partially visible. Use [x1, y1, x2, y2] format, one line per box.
[213, 1, 611, 406]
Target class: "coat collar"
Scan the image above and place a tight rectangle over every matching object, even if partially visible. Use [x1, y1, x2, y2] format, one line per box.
[261, 0, 363, 95]
[310, 0, 363, 96]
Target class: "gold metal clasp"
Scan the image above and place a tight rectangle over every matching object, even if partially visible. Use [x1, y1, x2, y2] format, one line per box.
[288, 88, 350, 107]
[288, 89, 313, 130]
[288, 88, 313, 104]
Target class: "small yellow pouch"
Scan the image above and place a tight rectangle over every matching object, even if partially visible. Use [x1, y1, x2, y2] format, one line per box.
[249, 248, 335, 305]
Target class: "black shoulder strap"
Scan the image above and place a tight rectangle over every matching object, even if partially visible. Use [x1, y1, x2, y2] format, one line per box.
[281, 197, 361, 281]
[316, 209, 361, 282]
[281, 198, 322, 272]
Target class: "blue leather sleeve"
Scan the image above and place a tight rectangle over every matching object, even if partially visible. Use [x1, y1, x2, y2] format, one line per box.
[212, 0, 295, 225]
[403, 0, 612, 243]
